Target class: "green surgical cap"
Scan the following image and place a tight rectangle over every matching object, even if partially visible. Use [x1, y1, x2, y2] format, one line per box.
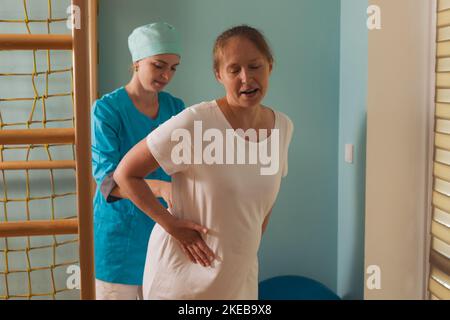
[128, 22, 181, 62]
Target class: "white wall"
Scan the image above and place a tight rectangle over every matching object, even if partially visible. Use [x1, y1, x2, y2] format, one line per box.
[365, 0, 435, 299]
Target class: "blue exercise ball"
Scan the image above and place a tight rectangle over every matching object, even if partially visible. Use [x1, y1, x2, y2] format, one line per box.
[259, 275, 340, 300]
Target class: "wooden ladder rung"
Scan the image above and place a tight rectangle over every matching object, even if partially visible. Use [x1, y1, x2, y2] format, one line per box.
[0, 128, 75, 145]
[0, 160, 76, 170]
[0, 34, 73, 50]
[0, 219, 78, 237]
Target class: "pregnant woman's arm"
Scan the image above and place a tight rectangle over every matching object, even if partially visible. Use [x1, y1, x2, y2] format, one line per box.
[114, 138, 215, 267]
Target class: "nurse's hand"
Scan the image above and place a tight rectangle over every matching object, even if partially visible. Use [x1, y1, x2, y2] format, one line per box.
[165, 218, 215, 267]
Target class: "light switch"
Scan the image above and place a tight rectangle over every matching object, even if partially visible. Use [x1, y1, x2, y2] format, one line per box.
[345, 144, 354, 164]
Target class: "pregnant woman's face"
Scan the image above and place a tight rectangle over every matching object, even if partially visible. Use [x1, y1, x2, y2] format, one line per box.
[136, 54, 180, 92]
[215, 36, 272, 109]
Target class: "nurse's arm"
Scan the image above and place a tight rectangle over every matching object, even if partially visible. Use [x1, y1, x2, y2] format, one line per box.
[262, 208, 273, 235]
[113, 139, 175, 229]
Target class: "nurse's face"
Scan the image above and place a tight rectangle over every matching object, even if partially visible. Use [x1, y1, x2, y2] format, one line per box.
[215, 36, 272, 108]
[136, 54, 180, 92]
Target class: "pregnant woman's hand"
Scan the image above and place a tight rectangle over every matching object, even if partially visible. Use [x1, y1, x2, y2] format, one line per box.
[166, 218, 215, 267]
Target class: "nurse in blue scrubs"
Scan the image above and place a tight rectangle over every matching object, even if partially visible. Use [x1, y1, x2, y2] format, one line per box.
[91, 22, 184, 299]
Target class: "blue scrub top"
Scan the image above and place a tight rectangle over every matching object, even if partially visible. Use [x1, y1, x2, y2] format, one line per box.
[91, 87, 184, 285]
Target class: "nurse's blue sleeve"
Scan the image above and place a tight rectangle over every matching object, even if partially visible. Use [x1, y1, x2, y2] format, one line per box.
[91, 99, 122, 202]
[176, 98, 185, 115]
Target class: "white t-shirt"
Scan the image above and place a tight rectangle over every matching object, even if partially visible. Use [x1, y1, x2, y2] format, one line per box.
[143, 100, 294, 299]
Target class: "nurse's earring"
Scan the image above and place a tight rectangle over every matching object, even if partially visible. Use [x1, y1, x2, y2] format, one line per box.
[134, 64, 139, 72]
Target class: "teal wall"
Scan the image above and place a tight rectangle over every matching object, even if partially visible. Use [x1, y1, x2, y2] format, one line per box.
[337, 0, 368, 299]
[99, 0, 342, 295]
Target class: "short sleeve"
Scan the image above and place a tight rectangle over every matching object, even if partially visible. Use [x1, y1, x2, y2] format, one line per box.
[146, 107, 196, 175]
[282, 116, 294, 178]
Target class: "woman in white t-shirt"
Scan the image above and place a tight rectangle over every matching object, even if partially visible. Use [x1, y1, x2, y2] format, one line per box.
[114, 25, 294, 299]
